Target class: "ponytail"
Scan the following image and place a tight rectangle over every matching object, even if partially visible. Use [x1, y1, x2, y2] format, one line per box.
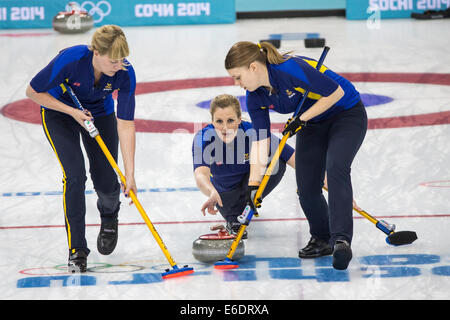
[259, 41, 289, 64]
[225, 41, 291, 70]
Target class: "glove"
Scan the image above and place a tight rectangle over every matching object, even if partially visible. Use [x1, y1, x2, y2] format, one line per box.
[246, 185, 262, 211]
[282, 116, 307, 137]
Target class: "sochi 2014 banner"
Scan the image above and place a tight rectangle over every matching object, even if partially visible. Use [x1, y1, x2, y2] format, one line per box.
[0, 0, 235, 29]
[346, 0, 449, 20]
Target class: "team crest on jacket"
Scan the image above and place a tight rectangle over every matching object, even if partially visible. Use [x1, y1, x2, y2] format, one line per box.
[103, 83, 113, 91]
[286, 89, 296, 98]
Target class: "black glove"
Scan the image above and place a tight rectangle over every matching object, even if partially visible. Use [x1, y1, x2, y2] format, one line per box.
[282, 116, 307, 137]
[246, 185, 262, 211]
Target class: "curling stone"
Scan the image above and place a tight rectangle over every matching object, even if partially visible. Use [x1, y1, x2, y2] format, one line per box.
[259, 39, 281, 49]
[192, 225, 245, 263]
[304, 38, 326, 48]
[53, 8, 94, 34]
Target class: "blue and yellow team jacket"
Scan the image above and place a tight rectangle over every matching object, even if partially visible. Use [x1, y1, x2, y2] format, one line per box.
[30, 45, 136, 120]
[192, 121, 295, 193]
[246, 56, 361, 140]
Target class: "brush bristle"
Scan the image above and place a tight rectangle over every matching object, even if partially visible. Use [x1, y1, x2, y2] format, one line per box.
[386, 231, 418, 246]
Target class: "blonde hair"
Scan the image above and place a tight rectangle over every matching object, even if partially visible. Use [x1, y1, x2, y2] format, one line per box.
[90, 25, 129, 68]
[225, 41, 290, 70]
[210, 94, 242, 120]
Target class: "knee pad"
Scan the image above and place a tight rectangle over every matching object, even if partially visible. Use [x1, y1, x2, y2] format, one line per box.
[96, 183, 121, 218]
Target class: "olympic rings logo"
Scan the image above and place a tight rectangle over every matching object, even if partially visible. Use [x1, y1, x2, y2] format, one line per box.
[66, 1, 112, 23]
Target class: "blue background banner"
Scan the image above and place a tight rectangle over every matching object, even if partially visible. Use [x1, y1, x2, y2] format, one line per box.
[347, 0, 450, 20]
[235, 0, 345, 12]
[0, 0, 235, 29]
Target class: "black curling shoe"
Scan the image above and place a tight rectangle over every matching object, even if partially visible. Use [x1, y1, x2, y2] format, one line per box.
[298, 237, 332, 258]
[332, 240, 353, 270]
[68, 249, 88, 273]
[97, 219, 118, 255]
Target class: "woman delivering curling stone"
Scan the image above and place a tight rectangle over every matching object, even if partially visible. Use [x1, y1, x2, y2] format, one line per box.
[25, 25, 137, 273]
[225, 41, 367, 270]
[192, 94, 295, 238]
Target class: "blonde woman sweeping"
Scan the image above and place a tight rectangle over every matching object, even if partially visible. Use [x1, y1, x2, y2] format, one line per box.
[26, 25, 137, 272]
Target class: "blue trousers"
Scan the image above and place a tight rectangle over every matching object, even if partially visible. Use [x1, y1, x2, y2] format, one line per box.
[41, 108, 121, 254]
[217, 159, 287, 223]
[295, 101, 367, 246]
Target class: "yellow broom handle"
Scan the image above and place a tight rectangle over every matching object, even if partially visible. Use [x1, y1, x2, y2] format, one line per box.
[94, 135, 177, 267]
[254, 133, 290, 205]
[226, 225, 247, 259]
[225, 134, 290, 260]
[322, 186, 378, 225]
[353, 207, 378, 225]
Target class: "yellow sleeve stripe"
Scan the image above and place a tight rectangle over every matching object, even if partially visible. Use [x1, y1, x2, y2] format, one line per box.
[293, 59, 328, 100]
[303, 59, 328, 73]
[59, 79, 69, 93]
[294, 87, 322, 100]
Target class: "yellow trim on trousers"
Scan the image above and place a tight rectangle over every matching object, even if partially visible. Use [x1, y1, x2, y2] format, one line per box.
[41, 108, 72, 250]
